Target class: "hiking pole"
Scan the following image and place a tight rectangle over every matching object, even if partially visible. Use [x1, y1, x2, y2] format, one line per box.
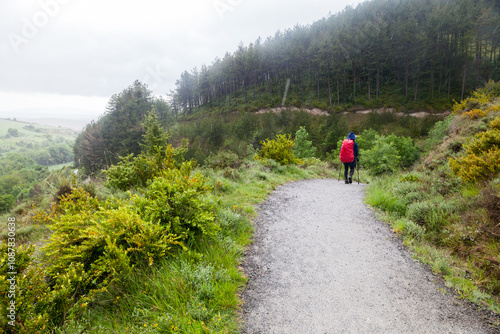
[338, 162, 342, 181]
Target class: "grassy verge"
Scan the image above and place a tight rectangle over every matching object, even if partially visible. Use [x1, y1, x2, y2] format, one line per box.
[365, 171, 500, 317]
[51, 160, 335, 333]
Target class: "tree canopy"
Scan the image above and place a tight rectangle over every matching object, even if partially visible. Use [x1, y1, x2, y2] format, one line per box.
[74, 81, 176, 173]
[172, 0, 500, 114]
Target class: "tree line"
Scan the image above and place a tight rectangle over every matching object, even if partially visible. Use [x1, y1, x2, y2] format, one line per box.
[172, 0, 500, 114]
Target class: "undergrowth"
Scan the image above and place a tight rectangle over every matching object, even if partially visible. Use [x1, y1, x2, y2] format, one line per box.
[366, 83, 500, 315]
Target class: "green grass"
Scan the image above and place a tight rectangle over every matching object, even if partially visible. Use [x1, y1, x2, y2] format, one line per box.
[365, 170, 500, 315]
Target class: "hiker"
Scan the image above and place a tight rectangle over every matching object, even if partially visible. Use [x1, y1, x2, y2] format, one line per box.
[339, 132, 359, 184]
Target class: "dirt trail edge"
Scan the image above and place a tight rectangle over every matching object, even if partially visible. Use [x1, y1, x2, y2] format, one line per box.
[241, 179, 498, 334]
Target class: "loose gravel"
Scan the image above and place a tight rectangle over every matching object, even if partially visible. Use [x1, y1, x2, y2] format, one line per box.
[241, 179, 498, 334]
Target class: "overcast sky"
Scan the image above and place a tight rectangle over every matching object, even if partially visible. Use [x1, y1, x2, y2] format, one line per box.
[0, 0, 366, 120]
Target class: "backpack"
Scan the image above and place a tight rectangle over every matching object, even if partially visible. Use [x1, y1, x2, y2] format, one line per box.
[339, 139, 354, 163]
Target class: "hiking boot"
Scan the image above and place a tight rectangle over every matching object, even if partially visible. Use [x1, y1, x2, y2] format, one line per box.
[345, 179, 349, 184]
[348, 177, 352, 184]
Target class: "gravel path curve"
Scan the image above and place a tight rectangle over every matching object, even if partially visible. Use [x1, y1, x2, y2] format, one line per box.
[241, 179, 497, 334]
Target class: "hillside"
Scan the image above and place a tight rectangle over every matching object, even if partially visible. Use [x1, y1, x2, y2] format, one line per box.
[366, 82, 500, 314]
[0, 119, 77, 213]
[172, 0, 499, 115]
[0, 118, 77, 164]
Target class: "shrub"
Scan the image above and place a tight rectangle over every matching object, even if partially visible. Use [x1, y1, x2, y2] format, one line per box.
[427, 116, 453, 148]
[449, 117, 500, 182]
[347, 130, 419, 175]
[477, 80, 500, 98]
[293, 127, 317, 159]
[255, 134, 302, 165]
[133, 162, 219, 242]
[23, 187, 183, 330]
[406, 201, 434, 225]
[453, 91, 491, 112]
[0, 244, 53, 333]
[205, 150, 241, 170]
[363, 139, 401, 175]
[394, 218, 426, 241]
[462, 109, 488, 120]
[105, 140, 188, 191]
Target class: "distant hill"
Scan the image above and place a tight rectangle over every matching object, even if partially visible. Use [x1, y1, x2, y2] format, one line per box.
[0, 107, 101, 131]
[0, 118, 77, 166]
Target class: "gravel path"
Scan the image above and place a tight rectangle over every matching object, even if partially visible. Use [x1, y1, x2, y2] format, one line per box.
[241, 179, 497, 334]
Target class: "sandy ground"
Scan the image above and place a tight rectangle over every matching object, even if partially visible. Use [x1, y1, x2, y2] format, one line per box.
[241, 179, 498, 334]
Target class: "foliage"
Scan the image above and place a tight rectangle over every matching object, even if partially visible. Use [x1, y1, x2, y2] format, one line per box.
[133, 163, 219, 242]
[0, 244, 52, 333]
[140, 108, 172, 156]
[426, 116, 453, 148]
[462, 109, 488, 120]
[0, 153, 49, 212]
[338, 129, 419, 175]
[10, 186, 183, 332]
[477, 80, 500, 98]
[255, 134, 302, 165]
[173, 0, 499, 115]
[453, 91, 492, 113]
[73, 81, 176, 173]
[449, 116, 500, 182]
[104, 111, 188, 191]
[204, 150, 242, 170]
[293, 126, 317, 159]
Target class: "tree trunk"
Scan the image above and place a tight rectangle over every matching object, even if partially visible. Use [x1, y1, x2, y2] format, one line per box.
[328, 70, 332, 108]
[376, 64, 380, 99]
[461, 66, 467, 101]
[337, 77, 340, 106]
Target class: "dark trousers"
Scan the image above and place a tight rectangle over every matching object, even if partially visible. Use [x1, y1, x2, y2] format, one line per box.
[343, 162, 355, 181]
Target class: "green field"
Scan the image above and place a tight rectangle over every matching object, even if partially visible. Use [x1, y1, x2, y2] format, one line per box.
[0, 118, 78, 158]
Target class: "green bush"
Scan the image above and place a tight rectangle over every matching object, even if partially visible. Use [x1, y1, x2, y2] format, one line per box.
[363, 138, 401, 175]
[406, 199, 449, 232]
[204, 150, 242, 170]
[449, 116, 500, 182]
[406, 200, 434, 225]
[293, 126, 317, 159]
[104, 110, 188, 191]
[0, 244, 52, 333]
[255, 134, 302, 165]
[133, 162, 219, 242]
[11, 187, 184, 331]
[477, 80, 500, 98]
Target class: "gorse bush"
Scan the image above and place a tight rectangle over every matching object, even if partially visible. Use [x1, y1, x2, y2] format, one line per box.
[255, 134, 302, 165]
[449, 116, 500, 182]
[104, 141, 189, 191]
[0, 244, 52, 333]
[453, 91, 491, 113]
[133, 162, 219, 242]
[11, 159, 218, 332]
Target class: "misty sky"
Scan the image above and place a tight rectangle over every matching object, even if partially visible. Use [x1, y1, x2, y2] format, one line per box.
[0, 0, 365, 119]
